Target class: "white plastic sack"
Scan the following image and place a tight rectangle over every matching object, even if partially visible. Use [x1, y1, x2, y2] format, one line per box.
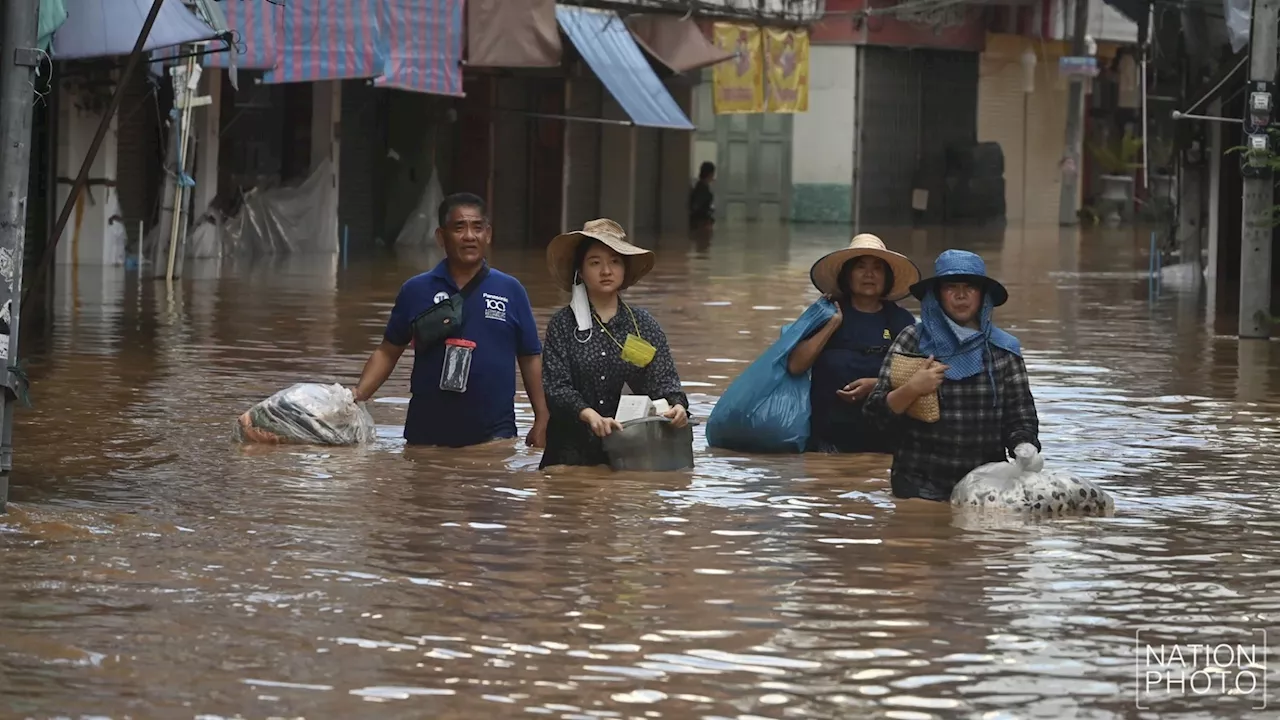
[951, 455, 1114, 516]
[234, 383, 375, 446]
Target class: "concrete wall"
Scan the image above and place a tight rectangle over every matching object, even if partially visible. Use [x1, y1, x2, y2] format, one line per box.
[791, 45, 857, 224]
[192, 68, 224, 223]
[56, 77, 127, 266]
[565, 78, 603, 231]
[599, 96, 637, 237]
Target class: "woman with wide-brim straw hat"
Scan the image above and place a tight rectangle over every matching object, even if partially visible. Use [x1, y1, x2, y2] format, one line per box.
[538, 219, 689, 470]
[786, 233, 922, 454]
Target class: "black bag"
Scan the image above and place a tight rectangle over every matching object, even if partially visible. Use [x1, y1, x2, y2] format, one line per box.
[410, 265, 490, 351]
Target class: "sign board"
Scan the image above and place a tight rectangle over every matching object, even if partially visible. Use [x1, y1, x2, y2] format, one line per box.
[810, 0, 986, 52]
[1059, 56, 1100, 78]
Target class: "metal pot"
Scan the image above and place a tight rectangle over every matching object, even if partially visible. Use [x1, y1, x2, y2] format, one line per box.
[601, 416, 696, 472]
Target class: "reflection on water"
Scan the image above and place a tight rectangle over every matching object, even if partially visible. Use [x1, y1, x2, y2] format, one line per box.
[4, 223, 1280, 719]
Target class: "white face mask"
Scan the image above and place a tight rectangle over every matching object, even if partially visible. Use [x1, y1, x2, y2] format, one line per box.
[570, 273, 592, 332]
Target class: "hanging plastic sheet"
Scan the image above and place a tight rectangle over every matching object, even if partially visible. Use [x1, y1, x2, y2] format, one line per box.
[1224, 0, 1250, 54]
[705, 298, 837, 454]
[221, 157, 340, 256]
[393, 165, 444, 248]
[38, 0, 69, 52]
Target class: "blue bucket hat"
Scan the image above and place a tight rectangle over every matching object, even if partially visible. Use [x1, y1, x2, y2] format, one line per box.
[908, 249, 1009, 307]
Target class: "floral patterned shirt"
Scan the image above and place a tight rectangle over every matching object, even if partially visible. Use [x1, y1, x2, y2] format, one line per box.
[540, 303, 687, 468]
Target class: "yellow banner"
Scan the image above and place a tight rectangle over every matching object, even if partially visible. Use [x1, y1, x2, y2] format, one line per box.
[765, 27, 809, 113]
[712, 23, 764, 115]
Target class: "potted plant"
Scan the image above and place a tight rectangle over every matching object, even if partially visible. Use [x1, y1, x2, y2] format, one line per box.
[1089, 131, 1142, 224]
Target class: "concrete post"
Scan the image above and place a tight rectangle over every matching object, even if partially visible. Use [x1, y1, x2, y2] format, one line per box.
[1206, 99, 1223, 321]
[659, 81, 694, 233]
[561, 78, 573, 233]
[1057, 0, 1091, 226]
[0, 0, 39, 510]
[1239, 0, 1279, 339]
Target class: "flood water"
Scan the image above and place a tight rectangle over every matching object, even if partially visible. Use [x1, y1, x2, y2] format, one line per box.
[3, 223, 1279, 719]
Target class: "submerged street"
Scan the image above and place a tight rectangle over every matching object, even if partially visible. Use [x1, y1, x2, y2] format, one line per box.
[1, 223, 1277, 719]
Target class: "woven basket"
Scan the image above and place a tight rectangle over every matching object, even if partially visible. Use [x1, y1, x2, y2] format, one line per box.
[888, 353, 941, 423]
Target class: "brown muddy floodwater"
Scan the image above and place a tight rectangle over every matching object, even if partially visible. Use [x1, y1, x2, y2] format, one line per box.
[3, 223, 1280, 720]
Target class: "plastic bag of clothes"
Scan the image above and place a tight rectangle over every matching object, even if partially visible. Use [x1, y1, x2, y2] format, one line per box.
[706, 298, 837, 453]
[234, 383, 375, 446]
[951, 449, 1115, 516]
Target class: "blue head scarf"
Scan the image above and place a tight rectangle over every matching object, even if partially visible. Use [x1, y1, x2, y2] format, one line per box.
[912, 250, 1022, 397]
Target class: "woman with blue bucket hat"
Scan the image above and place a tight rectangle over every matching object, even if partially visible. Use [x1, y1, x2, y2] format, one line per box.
[863, 249, 1042, 502]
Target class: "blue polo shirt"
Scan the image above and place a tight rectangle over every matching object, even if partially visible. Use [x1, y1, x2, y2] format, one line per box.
[384, 260, 542, 447]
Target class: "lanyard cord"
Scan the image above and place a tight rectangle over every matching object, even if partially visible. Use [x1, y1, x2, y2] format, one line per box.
[593, 301, 639, 351]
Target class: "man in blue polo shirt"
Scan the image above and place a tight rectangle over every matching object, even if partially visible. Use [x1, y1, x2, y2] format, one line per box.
[352, 192, 548, 448]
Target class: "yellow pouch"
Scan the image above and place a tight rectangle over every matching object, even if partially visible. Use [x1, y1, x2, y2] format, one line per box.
[620, 333, 657, 368]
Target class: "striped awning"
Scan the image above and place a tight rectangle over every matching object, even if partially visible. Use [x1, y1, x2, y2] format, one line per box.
[264, 0, 385, 84]
[204, 0, 461, 94]
[203, 0, 281, 70]
[373, 0, 463, 96]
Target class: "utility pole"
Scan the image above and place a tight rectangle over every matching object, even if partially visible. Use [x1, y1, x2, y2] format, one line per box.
[0, 0, 41, 512]
[1057, 0, 1092, 225]
[1239, 0, 1280, 339]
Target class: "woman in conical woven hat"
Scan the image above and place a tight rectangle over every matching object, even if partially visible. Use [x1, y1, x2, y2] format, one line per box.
[787, 233, 920, 454]
[539, 219, 689, 469]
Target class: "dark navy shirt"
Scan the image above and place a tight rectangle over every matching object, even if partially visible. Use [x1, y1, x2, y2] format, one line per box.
[808, 300, 915, 445]
[384, 260, 542, 447]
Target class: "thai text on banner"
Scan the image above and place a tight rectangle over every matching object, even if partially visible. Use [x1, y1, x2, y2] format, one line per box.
[712, 22, 764, 114]
[765, 27, 809, 113]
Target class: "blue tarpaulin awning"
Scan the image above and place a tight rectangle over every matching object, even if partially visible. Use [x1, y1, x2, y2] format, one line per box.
[555, 6, 694, 131]
[52, 0, 220, 60]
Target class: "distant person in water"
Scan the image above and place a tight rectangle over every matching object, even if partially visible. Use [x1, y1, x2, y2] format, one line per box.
[538, 219, 689, 469]
[788, 234, 920, 454]
[689, 161, 716, 231]
[863, 249, 1041, 502]
[352, 192, 549, 449]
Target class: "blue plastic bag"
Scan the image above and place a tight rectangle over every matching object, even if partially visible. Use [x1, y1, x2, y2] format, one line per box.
[706, 298, 837, 454]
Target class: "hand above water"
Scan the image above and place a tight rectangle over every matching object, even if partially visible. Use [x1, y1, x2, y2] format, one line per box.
[663, 404, 689, 428]
[526, 417, 547, 448]
[825, 293, 843, 327]
[837, 377, 877, 403]
[580, 408, 624, 438]
[1014, 442, 1044, 473]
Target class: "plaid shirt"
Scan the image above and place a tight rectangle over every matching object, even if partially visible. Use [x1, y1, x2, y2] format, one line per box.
[864, 324, 1041, 501]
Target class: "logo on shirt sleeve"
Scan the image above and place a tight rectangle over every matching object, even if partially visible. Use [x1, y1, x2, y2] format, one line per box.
[883, 329, 891, 339]
[433, 291, 450, 305]
[483, 293, 509, 322]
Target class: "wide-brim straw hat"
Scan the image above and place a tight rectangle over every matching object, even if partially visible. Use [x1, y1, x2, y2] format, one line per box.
[908, 248, 1010, 307]
[547, 219, 655, 293]
[809, 233, 921, 302]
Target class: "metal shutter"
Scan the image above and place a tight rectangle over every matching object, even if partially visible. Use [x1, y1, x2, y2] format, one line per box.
[856, 46, 920, 227]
